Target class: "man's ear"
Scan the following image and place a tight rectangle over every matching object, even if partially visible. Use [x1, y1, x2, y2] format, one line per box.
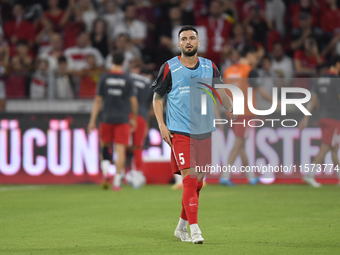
[198, 40, 200, 48]
[177, 41, 180, 50]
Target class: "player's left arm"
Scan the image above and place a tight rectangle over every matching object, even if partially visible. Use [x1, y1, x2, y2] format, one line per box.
[129, 79, 138, 133]
[212, 62, 237, 120]
[130, 96, 138, 133]
[88, 74, 105, 133]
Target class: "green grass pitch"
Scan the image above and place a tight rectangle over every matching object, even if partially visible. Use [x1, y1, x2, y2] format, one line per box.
[0, 184, 339, 255]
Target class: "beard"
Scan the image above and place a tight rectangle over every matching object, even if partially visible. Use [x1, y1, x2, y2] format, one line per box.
[182, 46, 198, 57]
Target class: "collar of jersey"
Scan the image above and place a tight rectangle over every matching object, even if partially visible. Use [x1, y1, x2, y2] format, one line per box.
[177, 56, 200, 70]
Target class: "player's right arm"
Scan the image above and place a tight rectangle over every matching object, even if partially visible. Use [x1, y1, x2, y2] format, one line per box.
[151, 62, 173, 146]
[153, 92, 173, 146]
[88, 95, 102, 133]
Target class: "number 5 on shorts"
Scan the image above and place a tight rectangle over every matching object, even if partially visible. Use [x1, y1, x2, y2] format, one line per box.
[179, 153, 185, 165]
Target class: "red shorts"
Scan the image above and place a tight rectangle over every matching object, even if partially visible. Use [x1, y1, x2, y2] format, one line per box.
[319, 118, 340, 146]
[99, 122, 130, 145]
[129, 114, 147, 147]
[231, 116, 252, 138]
[170, 134, 211, 175]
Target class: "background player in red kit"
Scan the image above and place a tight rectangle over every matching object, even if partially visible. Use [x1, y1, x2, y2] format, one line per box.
[299, 55, 340, 187]
[152, 25, 236, 244]
[88, 51, 138, 191]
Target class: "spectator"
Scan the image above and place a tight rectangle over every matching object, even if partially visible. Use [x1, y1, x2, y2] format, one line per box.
[294, 36, 325, 77]
[36, 18, 55, 54]
[64, 31, 104, 71]
[290, 12, 324, 51]
[0, 31, 7, 110]
[0, 77, 5, 110]
[257, 54, 281, 110]
[265, 0, 286, 36]
[244, 24, 265, 61]
[0, 27, 9, 68]
[271, 42, 294, 87]
[113, 3, 147, 49]
[90, 19, 109, 58]
[290, 0, 319, 28]
[78, 54, 105, 98]
[235, 0, 266, 22]
[30, 58, 51, 99]
[135, 0, 156, 50]
[228, 23, 246, 51]
[221, 47, 240, 74]
[12, 40, 33, 72]
[244, 3, 272, 46]
[5, 57, 27, 99]
[75, 0, 97, 32]
[103, 0, 124, 39]
[197, 0, 232, 66]
[39, 33, 64, 72]
[63, 5, 86, 49]
[44, 0, 74, 32]
[320, 0, 340, 34]
[3, 3, 35, 56]
[159, 7, 184, 57]
[53, 56, 74, 99]
[105, 34, 141, 72]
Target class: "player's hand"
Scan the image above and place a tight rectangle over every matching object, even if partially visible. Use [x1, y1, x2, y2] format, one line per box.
[87, 122, 96, 134]
[298, 117, 308, 131]
[229, 109, 238, 121]
[159, 124, 173, 147]
[130, 118, 137, 133]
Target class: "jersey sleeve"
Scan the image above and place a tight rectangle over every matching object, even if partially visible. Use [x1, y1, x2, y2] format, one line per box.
[96, 74, 106, 96]
[248, 69, 261, 88]
[128, 77, 138, 98]
[150, 62, 172, 97]
[211, 61, 224, 88]
[335, 77, 340, 97]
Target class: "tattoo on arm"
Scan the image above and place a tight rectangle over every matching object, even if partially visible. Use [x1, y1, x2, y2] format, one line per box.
[153, 92, 162, 101]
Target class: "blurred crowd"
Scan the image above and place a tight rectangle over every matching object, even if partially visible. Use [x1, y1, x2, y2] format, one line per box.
[0, 0, 340, 109]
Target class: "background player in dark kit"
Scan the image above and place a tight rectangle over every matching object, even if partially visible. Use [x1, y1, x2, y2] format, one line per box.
[299, 55, 340, 187]
[128, 62, 153, 188]
[88, 51, 138, 191]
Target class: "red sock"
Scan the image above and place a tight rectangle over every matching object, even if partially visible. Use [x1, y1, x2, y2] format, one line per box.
[180, 200, 187, 221]
[197, 181, 203, 199]
[133, 149, 143, 170]
[182, 176, 198, 225]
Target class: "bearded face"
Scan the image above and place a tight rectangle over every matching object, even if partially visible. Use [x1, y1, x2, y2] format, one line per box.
[178, 30, 200, 57]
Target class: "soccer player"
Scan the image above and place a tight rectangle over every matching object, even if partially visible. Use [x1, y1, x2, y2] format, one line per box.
[128, 63, 153, 188]
[88, 51, 138, 191]
[298, 55, 340, 187]
[219, 46, 274, 186]
[151, 25, 237, 244]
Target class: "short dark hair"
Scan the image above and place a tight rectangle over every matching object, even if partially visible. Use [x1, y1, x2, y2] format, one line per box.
[262, 54, 272, 62]
[178, 25, 198, 38]
[16, 39, 29, 47]
[273, 41, 283, 48]
[331, 55, 340, 67]
[240, 45, 257, 58]
[112, 51, 125, 65]
[58, 56, 67, 64]
[123, 2, 135, 11]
